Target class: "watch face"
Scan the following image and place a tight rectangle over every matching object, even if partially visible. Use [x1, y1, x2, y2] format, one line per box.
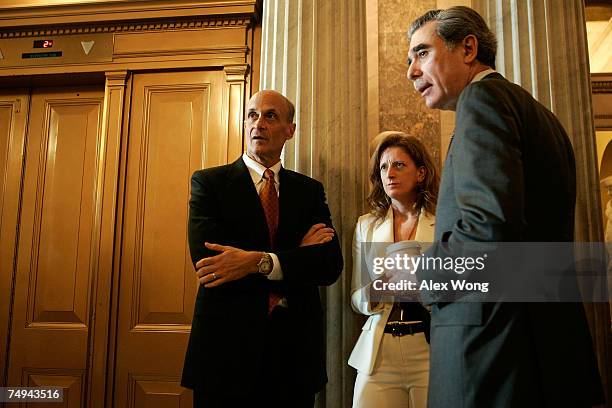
[259, 255, 273, 274]
[261, 261, 272, 273]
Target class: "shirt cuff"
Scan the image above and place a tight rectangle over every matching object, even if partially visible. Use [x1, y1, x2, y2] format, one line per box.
[266, 253, 283, 280]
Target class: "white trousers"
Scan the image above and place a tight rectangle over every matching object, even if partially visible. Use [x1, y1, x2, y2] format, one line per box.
[352, 332, 430, 408]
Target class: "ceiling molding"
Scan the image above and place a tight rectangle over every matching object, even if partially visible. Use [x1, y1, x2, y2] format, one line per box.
[0, 14, 253, 38]
[593, 79, 612, 93]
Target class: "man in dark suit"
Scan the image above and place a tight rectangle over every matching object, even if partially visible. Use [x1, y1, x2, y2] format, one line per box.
[181, 90, 343, 407]
[406, 7, 604, 408]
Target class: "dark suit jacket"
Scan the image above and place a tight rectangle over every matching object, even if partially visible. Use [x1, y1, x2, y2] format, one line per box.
[417, 73, 604, 408]
[181, 157, 343, 395]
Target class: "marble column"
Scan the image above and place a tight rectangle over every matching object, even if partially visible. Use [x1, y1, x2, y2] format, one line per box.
[472, 0, 609, 393]
[260, 1, 368, 406]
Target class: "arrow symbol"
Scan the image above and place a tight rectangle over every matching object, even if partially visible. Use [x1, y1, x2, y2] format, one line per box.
[81, 41, 94, 55]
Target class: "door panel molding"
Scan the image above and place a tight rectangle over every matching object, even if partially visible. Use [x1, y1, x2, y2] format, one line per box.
[127, 373, 189, 408]
[24, 367, 84, 408]
[25, 99, 101, 329]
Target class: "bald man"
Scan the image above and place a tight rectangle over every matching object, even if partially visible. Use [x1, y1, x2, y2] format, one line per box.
[181, 90, 343, 407]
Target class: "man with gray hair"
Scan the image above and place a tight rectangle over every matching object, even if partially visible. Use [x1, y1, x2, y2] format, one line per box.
[406, 6, 604, 408]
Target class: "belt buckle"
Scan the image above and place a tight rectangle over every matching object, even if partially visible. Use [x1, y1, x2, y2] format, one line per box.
[388, 322, 404, 337]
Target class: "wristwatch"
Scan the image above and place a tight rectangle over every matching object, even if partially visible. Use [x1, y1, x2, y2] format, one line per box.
[257, 252, 273, 275]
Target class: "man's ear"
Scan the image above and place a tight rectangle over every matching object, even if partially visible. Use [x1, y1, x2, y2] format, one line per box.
[463, 34, 478, 64]
[286, 123, 296, 140]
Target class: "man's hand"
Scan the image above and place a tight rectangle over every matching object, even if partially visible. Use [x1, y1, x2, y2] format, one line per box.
[300, 223, 335, 247]
[196, 243, 261, 288]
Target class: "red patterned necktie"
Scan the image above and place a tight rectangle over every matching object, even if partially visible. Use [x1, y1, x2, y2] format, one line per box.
[260, 169, 278, 247]
[259, 169, 281, 312]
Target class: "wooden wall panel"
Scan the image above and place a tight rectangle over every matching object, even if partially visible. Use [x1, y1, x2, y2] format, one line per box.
[134, 87, 207, 328]
[224, 65, 248, 162]
[113, 29, 247, 58]
[27, 102, 100, 327]
[7, 88, 103, 405]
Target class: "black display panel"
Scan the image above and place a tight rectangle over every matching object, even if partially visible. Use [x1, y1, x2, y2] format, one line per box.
[33, 40, 53, 48]
[22, 51, 62, 59]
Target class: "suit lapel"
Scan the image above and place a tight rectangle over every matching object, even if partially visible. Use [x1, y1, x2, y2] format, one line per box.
[277, 168, 300, 248]
[415, 212, 435, 242]
[446, 132, 455, 160]
[445, 72, 504, 160]
[224, 158, 270, 248]
[372, 208, 394, 243]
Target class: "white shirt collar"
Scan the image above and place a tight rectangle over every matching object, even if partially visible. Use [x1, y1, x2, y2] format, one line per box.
[470, 68, 497, 84]
[242, 153, 282, 187]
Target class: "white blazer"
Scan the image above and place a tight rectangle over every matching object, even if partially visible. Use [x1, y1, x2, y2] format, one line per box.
[348, 207, 435, 374]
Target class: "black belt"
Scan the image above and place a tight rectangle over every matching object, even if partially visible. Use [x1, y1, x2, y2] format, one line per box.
[384, 321, 426, 336]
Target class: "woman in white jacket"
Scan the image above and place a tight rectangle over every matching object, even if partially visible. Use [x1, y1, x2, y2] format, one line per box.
[349, 132, 439, 408]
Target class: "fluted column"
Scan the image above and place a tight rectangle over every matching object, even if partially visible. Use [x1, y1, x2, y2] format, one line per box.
[260, 1, 368, 407]
[472, 0, 609, 394]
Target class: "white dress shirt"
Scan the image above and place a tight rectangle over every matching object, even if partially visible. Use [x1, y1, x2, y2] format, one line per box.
[470, 68, 496, 84]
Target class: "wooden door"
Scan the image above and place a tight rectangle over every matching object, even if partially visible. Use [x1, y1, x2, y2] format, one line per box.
[112, 70, 239, 407]
[6, 87, 104, 405]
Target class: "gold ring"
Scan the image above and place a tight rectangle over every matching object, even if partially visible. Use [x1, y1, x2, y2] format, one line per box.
[212, 273, 217, 280]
